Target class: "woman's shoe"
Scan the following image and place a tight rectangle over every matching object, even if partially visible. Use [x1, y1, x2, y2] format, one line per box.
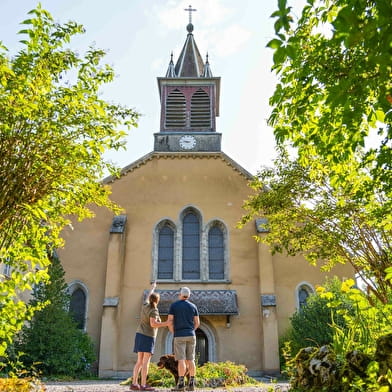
[141, 385, 155, 391]
[130, 384, 141, 390]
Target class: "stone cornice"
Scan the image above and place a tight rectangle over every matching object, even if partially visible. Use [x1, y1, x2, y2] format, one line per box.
[103, 151, 254, 184]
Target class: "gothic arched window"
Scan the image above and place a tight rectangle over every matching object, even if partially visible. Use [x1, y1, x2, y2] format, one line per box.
[208, 226, 224, 280]
[152, 209, 228, 282]
[297, 283, 314, 309]
[158, 224, 174, 279]
[182, 212, 200, 279]
[70, 287, 86, 329]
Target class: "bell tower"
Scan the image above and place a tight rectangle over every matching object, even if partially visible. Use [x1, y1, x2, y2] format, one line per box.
[154, 6, 221, 152]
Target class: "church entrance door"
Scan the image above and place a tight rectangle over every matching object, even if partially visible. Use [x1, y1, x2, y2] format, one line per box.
[195, 328, 208, 365]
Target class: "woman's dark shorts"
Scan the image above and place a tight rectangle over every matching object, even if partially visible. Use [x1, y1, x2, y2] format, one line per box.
[133, 332, 155, 354]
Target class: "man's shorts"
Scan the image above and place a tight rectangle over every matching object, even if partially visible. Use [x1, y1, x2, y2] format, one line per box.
[173, 336, 196, 361]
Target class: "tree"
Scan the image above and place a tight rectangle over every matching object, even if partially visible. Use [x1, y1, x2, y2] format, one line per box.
[14, 253, 96, 377]
[0, 5, 138, 356]
[268, 0, 392, 199]
[240, 0, 391, 302]
[240, 149, 392, 303]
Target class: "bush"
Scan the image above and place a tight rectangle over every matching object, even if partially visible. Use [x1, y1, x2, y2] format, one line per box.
[197, 361, 258, 388]
[281, 277, 351, 363]
[285, 279, 392, 391]
[0, 377, 45, 392]
[123, 361, 260, 388]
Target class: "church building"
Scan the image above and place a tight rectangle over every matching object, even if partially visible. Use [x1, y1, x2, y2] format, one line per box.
[58, 10, 353, 378]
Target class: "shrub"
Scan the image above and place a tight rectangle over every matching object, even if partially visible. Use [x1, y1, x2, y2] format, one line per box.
[0, 377, 45, 392]
[286, 279, 392, 391]
[281, 277, 351, 363]
[13, 254, 96, 377]
[123, 361, 259, 388]
[197, 360, 258, 388]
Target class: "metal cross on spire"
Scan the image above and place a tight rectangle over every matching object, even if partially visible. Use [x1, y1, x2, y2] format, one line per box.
[184, 5, 197, 24]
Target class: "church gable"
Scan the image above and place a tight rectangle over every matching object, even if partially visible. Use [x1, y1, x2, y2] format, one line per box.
[103, 151, 253, 185]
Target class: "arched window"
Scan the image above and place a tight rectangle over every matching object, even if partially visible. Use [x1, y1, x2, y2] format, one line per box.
[208, 226, 224, 280]
[153, 209, 228, 282]
[190, 88, 211, 128]
[158, 225, 174, 279]
[70, 288, 86, 329]
[182, 212, 200, 279]
[297, 283, 314, 309]
[165, 89, 186, 128]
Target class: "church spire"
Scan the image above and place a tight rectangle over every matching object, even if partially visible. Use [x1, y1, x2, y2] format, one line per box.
[165, 52, 176, 78]
[174, 13, 204, 77]
[202, 53, 213, 77]
[165, 5, 213, 78]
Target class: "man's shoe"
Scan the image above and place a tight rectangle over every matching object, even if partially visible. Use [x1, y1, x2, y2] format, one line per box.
[171, 383, 185, 391]
[186, 380, 195, 391]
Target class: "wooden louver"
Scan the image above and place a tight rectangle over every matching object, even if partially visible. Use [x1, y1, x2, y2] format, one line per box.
[165, 89, 186, 128]
[191, 89, 211, 128]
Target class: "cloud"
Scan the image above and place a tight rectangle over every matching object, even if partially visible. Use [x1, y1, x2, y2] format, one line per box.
[153, 0, 232, 30]
[148, 0, 251, 59]
[209, 24, 251, 57]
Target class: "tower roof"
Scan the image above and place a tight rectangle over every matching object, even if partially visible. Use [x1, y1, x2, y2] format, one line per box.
[164, 6, 213, 78]
[165, 52, 176, 77]
[174, 23, 205, 77]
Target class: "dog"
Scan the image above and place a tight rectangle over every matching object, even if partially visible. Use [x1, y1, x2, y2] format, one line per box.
[157, 354, 189, 385]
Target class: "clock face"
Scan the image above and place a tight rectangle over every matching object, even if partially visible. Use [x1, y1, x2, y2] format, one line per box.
[179, 135, 196, 150]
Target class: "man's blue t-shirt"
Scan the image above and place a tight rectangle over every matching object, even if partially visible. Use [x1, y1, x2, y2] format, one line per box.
[169, 299, 199, 337]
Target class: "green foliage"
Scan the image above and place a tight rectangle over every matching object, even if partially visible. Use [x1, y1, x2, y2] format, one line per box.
[0, 377, 45, 392]
[242, 0, 392, 304]
[124, 361, 260, 388]
[196, 361, 258, 388]
[0, 4, 138, 356]
[318, 279, 392, 360]
[0, 355, 45, 392]
[281, 277, 350, 360]
[240, 149, 392, 303]
[13, 254, 96, 377]
[285, 279, 392, 391]
[268, 0, 392, 202]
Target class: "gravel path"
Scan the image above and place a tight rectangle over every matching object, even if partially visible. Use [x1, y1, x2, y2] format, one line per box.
[43, 381, 290, 392]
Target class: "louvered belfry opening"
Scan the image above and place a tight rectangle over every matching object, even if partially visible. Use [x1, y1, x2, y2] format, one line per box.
[165, 89, 186, 128]
[191, 88, 211, 129]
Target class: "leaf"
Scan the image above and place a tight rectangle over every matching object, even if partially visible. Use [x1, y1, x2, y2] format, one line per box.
[267, 38, 283, 49]
[278, 0, 287, 11]
[273, 46, 288, 64]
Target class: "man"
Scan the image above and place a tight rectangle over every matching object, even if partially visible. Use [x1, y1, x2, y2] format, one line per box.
[168, 287, 200, 391]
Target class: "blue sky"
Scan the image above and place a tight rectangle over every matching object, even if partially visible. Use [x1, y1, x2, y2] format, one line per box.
[0, 0, 306, 174]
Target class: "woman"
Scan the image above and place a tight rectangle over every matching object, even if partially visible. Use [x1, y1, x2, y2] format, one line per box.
[131, 282, 170, 391]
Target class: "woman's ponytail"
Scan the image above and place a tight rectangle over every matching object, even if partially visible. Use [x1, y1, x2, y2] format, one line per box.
[149, 292, 160, 308]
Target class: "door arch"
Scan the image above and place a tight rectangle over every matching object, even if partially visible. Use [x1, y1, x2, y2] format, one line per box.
[164, 321, 216, 363]
[195, 328, 208, 365]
